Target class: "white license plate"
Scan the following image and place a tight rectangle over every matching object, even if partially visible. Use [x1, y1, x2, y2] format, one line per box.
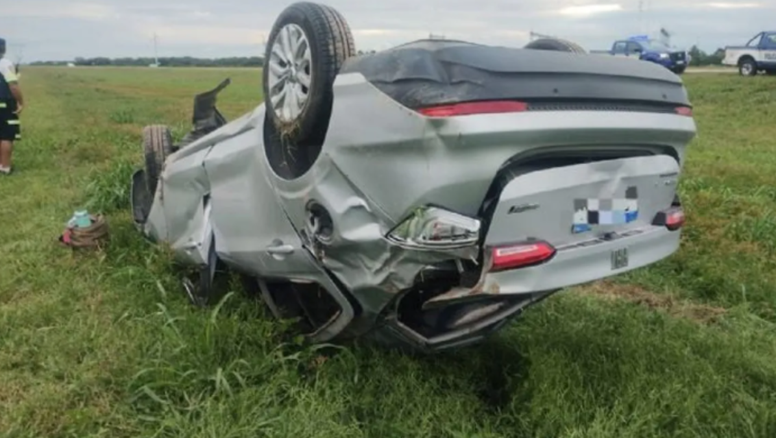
[611, 248, 629, 270]
[676, 60, 685, 64]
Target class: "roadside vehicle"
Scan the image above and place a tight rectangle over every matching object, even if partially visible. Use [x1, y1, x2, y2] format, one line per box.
[592, 36, 689, 74]
[130, 2, 696, 353]
[722, 31, 776, 76]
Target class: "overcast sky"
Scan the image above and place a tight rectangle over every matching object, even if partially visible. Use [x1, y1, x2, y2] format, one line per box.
[1, 0, 773, 62]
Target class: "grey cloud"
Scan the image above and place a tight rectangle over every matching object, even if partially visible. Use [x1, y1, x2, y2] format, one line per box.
[1, 0, 774, 61]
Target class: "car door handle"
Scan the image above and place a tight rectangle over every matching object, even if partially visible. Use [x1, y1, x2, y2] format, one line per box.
[267, 244, 295, 255]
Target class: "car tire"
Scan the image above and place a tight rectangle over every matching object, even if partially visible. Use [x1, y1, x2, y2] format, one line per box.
[142, 125, 173, 197]
[739, 58, 757, 76]
[262, 2, 356, 179]
[524, 38, 587, 54]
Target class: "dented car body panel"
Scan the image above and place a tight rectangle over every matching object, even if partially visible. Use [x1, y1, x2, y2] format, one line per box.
[131, 41, 696, 352]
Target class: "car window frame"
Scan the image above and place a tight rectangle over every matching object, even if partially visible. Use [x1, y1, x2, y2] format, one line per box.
[747, 32, 764, 47]
[626, 41, 643, 54]
[760, 33, 776, 49]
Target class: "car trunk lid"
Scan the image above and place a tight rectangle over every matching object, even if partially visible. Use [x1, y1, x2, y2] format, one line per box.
[482, 154, 680, 250]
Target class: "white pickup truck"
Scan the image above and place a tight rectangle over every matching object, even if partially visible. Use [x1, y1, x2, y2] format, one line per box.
[723, 31, 776, 76]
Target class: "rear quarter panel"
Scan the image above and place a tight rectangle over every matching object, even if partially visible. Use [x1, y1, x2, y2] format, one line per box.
[724, 48, 756, 66]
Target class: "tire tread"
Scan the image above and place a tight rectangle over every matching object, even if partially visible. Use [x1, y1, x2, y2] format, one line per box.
[525, 37, 587, 54]
[142, 125, 173, 196]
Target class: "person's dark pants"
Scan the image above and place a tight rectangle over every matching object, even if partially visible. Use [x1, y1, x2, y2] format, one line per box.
[0, 99, 20, 142]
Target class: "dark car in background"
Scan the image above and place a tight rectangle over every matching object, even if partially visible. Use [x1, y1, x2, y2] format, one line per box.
[593, 36, 689, 74]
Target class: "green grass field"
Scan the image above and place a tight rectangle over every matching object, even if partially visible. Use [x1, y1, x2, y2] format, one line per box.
[1, 67, 775, 438]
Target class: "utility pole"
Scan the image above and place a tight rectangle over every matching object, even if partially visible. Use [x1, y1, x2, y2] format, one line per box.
[152, 33, 159, 67]
[14, 43, 25, 66]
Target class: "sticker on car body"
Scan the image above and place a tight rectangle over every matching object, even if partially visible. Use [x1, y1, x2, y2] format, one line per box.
[572, 186, 639, 234]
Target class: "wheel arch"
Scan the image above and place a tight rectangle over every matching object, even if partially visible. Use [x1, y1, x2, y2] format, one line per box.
[738, 54, 756, 66]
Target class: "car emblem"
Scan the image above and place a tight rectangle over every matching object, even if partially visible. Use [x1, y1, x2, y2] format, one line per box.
[508, 203, 539, 214]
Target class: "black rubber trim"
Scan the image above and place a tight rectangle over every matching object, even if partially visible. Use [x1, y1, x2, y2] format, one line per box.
[525, 100, 682, 114]
[143, 125, 173, 197]
[340, 39, 690, 110]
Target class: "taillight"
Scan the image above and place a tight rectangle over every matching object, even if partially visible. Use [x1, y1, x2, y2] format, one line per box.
[386, 206, 481, 249]
[652, 207, 685, 231]
[417, 101, 528, 117]
[675, 106, 693, 117]
[491, 241, 556, 272]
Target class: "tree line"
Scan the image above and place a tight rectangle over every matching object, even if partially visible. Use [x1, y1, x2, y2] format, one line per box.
[27, 47, 724, 68]
[687, 46, 725, 66]
[30, 56, 265, 67]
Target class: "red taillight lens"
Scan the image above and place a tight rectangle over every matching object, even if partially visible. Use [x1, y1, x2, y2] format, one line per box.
[665, 209, 685, 230]
[418, 101, 528, 117]
[491, 241, 556, 272]
[653, 207, 685, 231]
[675, 106, 693, 117]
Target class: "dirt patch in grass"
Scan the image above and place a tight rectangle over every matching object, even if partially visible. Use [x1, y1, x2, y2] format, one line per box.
[580, 281, 727, 324]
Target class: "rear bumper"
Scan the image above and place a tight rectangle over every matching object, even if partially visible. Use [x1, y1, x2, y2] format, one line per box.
[380, 295, 546, 352]
[425, 225, 680, 309]
[485, 226, 679, 295]
[380, 225, 680, 353]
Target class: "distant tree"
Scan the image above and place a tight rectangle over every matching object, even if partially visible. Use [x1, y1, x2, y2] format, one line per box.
[32, 56, 266, 68]
[688, 45, 724, 66]
[707, 48, 725, 65]
[688, 45, 704, 66]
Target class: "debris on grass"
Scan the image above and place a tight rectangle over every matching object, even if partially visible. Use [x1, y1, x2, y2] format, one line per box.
[58, 212, 110, 250]
[580, 281, 727, 324]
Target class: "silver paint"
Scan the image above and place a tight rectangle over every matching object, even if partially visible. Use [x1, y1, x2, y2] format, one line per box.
[268, 23, 312, 122]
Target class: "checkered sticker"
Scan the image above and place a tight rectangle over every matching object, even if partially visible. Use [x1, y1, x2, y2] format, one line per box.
[572, 186, 639, 234]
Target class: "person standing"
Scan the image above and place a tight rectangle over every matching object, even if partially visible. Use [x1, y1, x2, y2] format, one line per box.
[0, 37, 24, 174]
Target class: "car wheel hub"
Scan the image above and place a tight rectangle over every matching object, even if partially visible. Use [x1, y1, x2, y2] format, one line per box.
[268, 23, 312, 123]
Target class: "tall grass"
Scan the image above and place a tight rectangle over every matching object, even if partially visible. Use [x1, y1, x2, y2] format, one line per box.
[1, 67, 775, 438]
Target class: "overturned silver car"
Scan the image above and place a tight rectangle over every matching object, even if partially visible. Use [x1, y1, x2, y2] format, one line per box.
[130, 2, 696, 352]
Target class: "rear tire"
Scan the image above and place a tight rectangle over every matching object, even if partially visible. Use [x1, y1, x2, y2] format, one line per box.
[142, 125, 173, 197]
[739, 57, 757, 76]
[262, 2, 356, 179]
[524, 38, 586, 54]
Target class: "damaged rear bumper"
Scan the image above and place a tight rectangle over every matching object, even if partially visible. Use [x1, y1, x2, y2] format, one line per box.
[379, 293, 551, 352]
[379, 225, 680, 352]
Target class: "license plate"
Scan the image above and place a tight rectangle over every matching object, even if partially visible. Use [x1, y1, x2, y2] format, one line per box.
[611, 248, 629, 270]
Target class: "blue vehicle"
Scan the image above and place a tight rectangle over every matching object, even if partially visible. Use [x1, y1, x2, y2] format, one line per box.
[596, 36, 689, 74]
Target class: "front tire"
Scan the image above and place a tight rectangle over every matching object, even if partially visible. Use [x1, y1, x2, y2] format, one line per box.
[262, 2, 356, 179]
